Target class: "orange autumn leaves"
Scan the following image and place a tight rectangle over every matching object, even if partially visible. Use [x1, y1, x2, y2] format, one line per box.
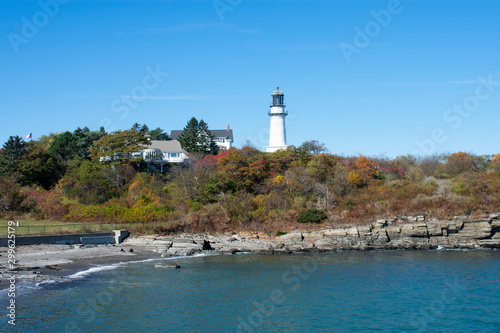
[347, 155, 379, 187]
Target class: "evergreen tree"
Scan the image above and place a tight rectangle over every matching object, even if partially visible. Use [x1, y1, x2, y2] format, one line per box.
[48, 131, 79, 161]
[178, 118, 218, 154]
[130, 123, 169, 141]
[148, 127, 170, 141]
[199, 120, 218, 155]
[178, 117, 200, 153]
[0, 136, 27, 175]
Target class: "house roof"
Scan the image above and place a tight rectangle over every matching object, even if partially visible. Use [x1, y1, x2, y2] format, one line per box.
[141, 140, 187, 154]
[170, 129, 233, 141]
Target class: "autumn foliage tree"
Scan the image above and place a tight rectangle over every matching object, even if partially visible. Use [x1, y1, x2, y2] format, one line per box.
[492, 154, 500, 174]
[440, 152, 477, 176]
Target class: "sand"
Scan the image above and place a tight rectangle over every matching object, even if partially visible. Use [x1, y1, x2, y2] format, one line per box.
[0, 243, 160, 287]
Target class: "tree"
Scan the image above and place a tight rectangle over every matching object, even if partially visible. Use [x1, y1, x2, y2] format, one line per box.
[0, 136, 27, 175]
[198, 120, 218, 154]
[148, 127, 170, 141]
[217, 147, 269, 192]
[178, 117, 218, 154]
[440, 152, 477, 176]
[0, 176, 23, 211]
[178, 117, 200, 153]
[59, 160, 115, 204]
[130, 123, 169, 141]
[298, 140, 328, 155]
[18, 143, 61, 189]
[48, 131, 79, 161]
[89, 130, 150, 163]
[492, 154, 500, 174]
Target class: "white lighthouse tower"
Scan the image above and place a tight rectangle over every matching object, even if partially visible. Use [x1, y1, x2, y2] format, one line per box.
[266, 86, 289, 153]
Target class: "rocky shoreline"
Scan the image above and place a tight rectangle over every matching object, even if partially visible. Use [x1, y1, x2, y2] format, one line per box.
[1, 213, 498, 285]
[125, 213, 500, 256]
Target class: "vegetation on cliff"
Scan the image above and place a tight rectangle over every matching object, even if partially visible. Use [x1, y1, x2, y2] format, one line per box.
[1, 125, 500, 234]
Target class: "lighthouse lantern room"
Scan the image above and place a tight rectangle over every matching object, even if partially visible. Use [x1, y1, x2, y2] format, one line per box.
[266, 86, 289, 153]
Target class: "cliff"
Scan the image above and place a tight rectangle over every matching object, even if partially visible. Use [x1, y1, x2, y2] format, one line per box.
[124, 213, 500, 255]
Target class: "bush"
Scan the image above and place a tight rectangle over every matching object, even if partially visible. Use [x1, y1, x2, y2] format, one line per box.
[297, 208, 327, 223]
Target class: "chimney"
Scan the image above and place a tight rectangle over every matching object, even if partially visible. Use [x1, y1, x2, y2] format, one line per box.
[227, 124, 230, 131]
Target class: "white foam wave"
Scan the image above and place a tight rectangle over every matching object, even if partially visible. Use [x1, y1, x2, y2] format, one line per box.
[68, 265, 118, 279]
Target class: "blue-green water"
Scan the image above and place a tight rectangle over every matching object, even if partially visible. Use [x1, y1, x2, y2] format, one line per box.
[2, 250, 500, 332]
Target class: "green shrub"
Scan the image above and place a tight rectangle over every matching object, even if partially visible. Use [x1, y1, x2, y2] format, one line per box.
[297, 208, 327, 223]
[276, 230, 287, 236]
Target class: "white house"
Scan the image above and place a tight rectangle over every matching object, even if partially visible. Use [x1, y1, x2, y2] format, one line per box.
[170, 125, 234, 151]
[134, 140, 189, 164]
[100, 140, 189, 169]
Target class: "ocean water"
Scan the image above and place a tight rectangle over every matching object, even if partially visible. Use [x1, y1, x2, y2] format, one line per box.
[2, 250, 499, 332]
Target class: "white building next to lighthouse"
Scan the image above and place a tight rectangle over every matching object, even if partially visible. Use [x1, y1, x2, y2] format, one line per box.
[266, 86, 289, 153]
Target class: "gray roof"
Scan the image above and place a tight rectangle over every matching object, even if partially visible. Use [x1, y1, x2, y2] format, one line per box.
[141, 140, 187, 154]
[272, 86, 284, 96]
[170, 129, 233, 141]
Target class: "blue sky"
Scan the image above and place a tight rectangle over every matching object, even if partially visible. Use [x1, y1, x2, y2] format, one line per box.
[1, 0, 499, 157]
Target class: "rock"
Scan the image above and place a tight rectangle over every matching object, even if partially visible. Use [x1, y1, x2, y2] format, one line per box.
[458, 221, 492, 239]
[193, 239, 212, 250]
[478, 239, 500, 248]
[273, 248, 292, 254]
[279, 232, 303, 243]
[357, 225, 372, 236]
[374, 219, 387, 228]
[372, 229, 389, 244]
[407, 216, 417, 222]
[314, 238, 335, 251]
[167, 240, 202, 256]
[346, 227, 359, 237]
[426, 222, 446, 237]
[323, 229, 347, 237]
[257, 232, 271, 240]
[385, 226, 401, 239]
[401, 224, 428, 238]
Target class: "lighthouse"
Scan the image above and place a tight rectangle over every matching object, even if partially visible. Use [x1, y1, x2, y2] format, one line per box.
[266, 87, 289, 153]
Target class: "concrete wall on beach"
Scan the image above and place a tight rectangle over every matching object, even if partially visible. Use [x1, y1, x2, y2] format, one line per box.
[0, 230, 129, 247]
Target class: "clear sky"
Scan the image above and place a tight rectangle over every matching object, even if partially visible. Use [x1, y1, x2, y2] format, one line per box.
[1, 0, 499, 157]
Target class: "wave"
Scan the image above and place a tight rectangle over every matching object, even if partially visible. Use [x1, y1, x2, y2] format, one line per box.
[0, 280, 42, 302]
[68, 265, 118, 279]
